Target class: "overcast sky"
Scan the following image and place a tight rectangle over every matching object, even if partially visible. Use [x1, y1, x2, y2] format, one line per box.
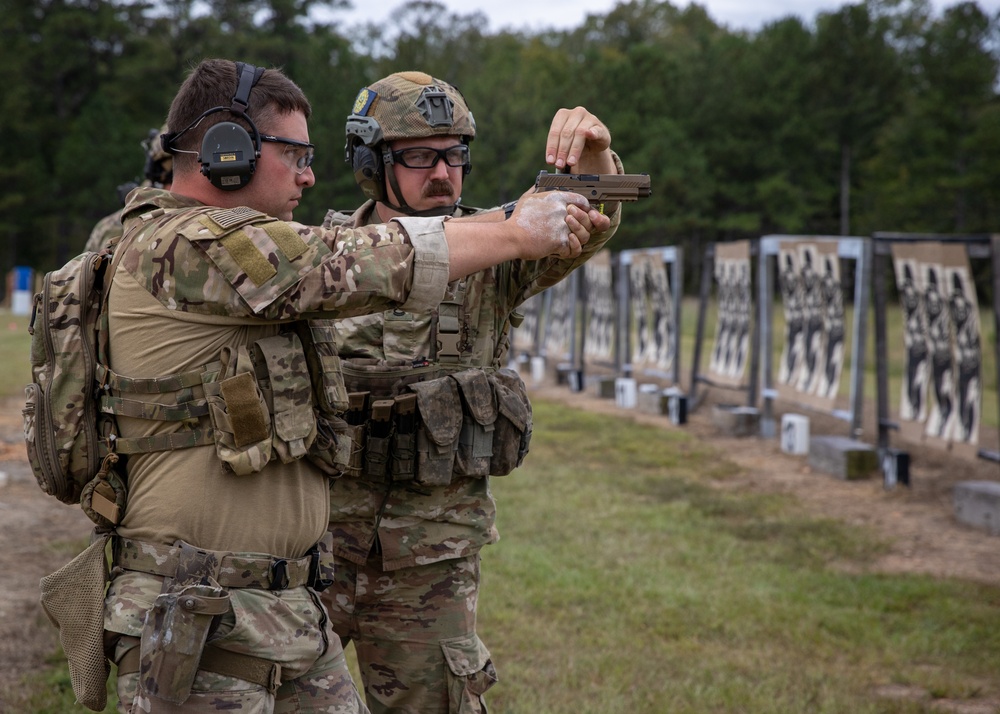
[331, 0, 999, 32]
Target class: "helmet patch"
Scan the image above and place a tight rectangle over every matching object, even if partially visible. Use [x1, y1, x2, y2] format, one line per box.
[353, 88, 377, 116]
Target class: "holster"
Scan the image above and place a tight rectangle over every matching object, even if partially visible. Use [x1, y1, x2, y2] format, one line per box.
[136, 542, 231, 705]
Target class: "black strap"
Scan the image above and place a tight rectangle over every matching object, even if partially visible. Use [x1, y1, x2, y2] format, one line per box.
[231, 62, 265, 116]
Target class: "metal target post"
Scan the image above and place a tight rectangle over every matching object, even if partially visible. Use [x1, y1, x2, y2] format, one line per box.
[758, 235, 871, 439]
[615, 246, 684, 387]
[872, 232, 1000, 465]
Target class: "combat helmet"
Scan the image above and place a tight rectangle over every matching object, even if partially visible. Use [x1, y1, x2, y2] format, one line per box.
[345, 71, 475, 215]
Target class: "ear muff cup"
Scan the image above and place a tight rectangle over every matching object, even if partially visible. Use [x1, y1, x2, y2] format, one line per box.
[350, 142, 385, 202]
[200, 121, 258, 191]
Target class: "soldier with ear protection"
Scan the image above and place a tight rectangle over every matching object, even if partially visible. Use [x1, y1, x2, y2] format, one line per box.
[44, 57, 604, 713]
[319, 71, 623, 713]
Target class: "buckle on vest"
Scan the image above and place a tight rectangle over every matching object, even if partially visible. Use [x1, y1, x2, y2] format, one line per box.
[268, 558, 290, 590]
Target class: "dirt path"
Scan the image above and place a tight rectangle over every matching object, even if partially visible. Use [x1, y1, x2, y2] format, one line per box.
[0, 386, 997, 707]
[0, 401, 93, 708]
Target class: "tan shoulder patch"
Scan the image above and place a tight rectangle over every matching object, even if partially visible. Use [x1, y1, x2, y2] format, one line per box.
[261, 220, 308, 261]
[219, 230, 277, 286]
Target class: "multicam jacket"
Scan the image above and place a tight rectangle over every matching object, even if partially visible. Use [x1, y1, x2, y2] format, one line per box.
[84, 209, 123, 253]
[108, 186, 451, 558]
[323, 154, 624, 570]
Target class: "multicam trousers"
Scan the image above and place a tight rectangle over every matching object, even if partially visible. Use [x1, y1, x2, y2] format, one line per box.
[321, 553, 497, 714]
[105, 571, 369, 713]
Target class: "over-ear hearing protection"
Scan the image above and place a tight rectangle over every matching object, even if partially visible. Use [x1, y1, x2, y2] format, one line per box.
[161, 62, 265, 191]
[347, 131, 387, 203]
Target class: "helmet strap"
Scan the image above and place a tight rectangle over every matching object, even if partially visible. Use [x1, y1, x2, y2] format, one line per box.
[383, 163, 458, 218]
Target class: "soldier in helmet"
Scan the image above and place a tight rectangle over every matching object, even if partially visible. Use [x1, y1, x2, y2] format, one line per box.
[44, 58, 605, 714]
[320, 71, 625, 713]
[84, 124, 174, 253]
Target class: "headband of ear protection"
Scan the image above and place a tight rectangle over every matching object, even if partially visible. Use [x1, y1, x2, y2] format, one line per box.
[161, 62, 265, 191]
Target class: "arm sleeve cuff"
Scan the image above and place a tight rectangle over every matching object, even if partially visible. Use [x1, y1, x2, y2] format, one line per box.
[393, 216, 450, 312]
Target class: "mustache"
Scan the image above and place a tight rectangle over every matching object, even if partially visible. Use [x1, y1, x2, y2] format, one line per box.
[424, 180, 455, 198]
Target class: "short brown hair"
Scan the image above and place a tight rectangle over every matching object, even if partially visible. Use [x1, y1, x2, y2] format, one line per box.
[166, 59, 312, 172]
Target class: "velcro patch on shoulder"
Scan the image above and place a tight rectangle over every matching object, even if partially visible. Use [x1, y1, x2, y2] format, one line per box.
[220, 230, 278, 285]
[261, 220, 308, 261]
[200, 207, 268, 235]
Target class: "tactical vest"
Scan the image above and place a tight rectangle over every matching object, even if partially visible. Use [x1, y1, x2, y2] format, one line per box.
[87, 206, 351, 528]
[334, 269, 532, 487]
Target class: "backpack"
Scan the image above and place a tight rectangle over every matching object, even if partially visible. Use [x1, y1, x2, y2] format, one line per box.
[22, 248, 117, 505]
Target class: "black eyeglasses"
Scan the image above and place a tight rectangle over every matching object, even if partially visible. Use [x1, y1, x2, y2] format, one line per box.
[261, 134, 315, 174]
[389, 145, 469, 170]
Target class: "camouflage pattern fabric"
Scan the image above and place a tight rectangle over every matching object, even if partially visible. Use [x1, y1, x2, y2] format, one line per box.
[91, 186, 451, 713]
[85, 209, 124, 253]
[118, 187, 447, 320]
[351, 71, 476, 143]
[319, 150, 622, 712]
[323, 554, 494, 714]
[107, 571, 368, 714]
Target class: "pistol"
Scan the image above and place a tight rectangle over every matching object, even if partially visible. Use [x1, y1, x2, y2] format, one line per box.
[534, 171, 651, 204]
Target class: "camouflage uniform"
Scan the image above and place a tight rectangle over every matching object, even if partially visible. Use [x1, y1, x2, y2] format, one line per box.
[319, 167, 622, 713]
[104, 185, 452, 713]
[85, 209, 123, 253]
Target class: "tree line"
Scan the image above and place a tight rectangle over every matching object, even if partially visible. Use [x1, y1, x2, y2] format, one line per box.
[1, 0, 998, 293]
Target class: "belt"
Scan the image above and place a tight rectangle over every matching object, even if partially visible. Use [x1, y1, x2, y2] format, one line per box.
[114, 538, 312, 590]
[117, 644, 282, 694]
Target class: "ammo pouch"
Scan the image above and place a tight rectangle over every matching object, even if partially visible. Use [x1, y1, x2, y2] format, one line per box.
[39, 532, 112, 712]
[452, 370, 496, 477]
[137, 582, 231, 704]
[342, 359, 443, 482]
[204, 333, 317, 475]
[253, 334, 317, 464]
[296, 320, 352, 478]
[489, 368, 533, 476]
[409, 376, 462, 486]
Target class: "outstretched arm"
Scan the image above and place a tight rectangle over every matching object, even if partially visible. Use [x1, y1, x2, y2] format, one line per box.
[443, 188, 608, 280]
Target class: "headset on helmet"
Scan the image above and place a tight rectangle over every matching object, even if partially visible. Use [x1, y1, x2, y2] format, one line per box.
[344, 71, 476, 212]
[160, 62, 265, 191]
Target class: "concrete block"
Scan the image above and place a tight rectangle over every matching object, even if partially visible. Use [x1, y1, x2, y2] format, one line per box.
[555, 362, 574, 386]
[954, 481, 1000, 536]
[711, 404, 760, 437]
[780, 414, 809, 455]
[636, 384, 666, 415]
[591, 377, 617, 400]
[808, 436, 877, 480]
